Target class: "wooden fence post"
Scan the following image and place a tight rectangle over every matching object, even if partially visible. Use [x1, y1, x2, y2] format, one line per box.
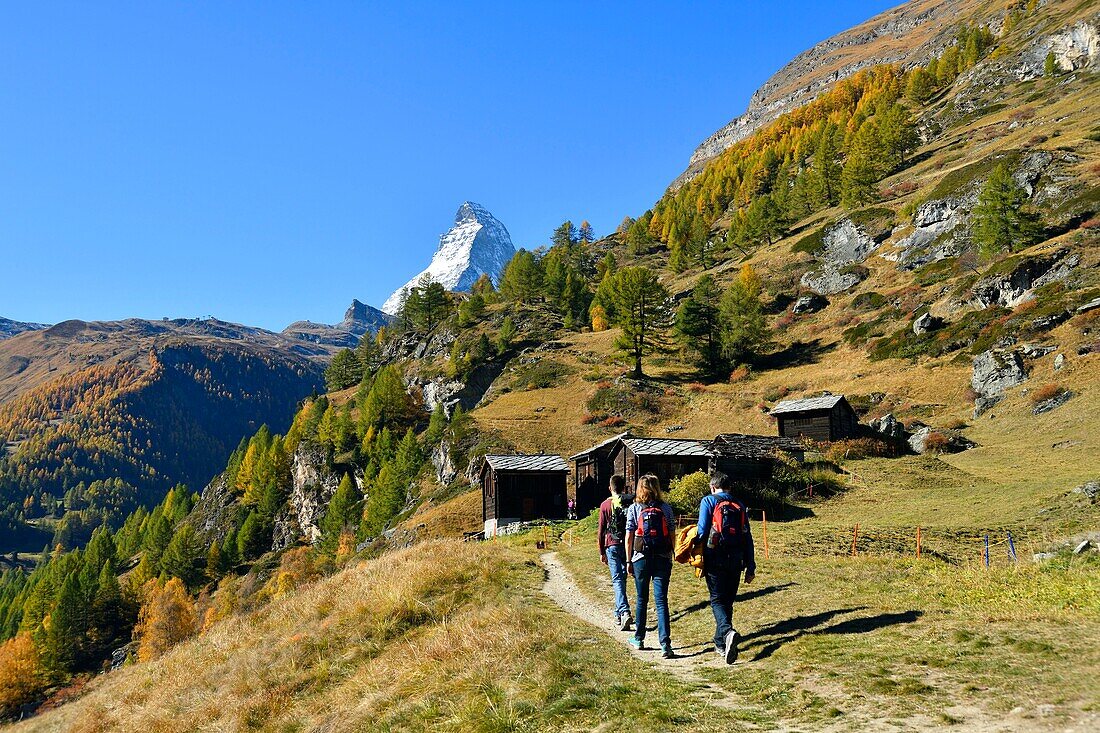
[916, 526, 921, 559]
[983, 534, 990, 568]
[762, 510, 769, 560]
[851, 524, 859, 557]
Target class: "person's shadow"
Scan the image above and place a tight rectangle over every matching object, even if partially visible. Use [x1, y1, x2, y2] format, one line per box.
[669, 582, 797, 622]
[741, 607, 923, 661]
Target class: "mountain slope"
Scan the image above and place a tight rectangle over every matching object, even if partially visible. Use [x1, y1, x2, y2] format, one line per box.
[381, 202, 515, 314]
[0, 318, 48, 341]
[282, 299, 392, 348]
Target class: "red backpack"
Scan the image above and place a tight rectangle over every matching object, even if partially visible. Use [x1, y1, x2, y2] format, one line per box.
[711, 499, 747, 548]
[636, 506, 672, 554]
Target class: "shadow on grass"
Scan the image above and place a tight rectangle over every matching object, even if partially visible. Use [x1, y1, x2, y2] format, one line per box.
[670, 583, 797, 623]
[756, 339, 835, 371]
[742, 607, 922, 661]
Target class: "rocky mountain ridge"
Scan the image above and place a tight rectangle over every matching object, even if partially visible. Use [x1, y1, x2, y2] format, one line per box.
[282, 299, 392, 348]
[381, 202, 515, 314]
[0, 316, 49, 340]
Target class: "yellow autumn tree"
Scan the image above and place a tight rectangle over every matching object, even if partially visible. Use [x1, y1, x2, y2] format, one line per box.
[590, 303, 610, 332]
[0, 633, 45, 716]
[135, 577, 198, 661]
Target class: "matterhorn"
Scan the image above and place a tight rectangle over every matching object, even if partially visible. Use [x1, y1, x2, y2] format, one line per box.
[381, 202, 515, 314]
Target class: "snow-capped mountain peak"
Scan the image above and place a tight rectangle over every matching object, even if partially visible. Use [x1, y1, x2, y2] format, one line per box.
[381, 202, 515, 315]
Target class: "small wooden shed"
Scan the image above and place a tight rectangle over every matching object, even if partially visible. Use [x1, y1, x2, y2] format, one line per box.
[770, 394, 858, 442]
[569, 431, 631, 516]
[707, 433, 805, 482]
[481, 454, 569, 537]
[610, 437, 710, 491]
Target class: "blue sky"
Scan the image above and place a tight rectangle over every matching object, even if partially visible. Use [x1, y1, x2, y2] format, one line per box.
[0, 1, 895, 331]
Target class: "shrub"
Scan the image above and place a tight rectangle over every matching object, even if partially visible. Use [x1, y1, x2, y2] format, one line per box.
[599, 416, 626, 428]
[922, 432, 951, 453]
[943, 418, 969, 430]
[763, 386, 790, 403]
[0, 633, 45, 717]
[1029, 383, 1064, 404]
[823, 437, 897, 462]
[728, 365, 751, 383]
[666, 471, 711, 514]
[686, 382, 707, 393]
[580, 413, 599, 425]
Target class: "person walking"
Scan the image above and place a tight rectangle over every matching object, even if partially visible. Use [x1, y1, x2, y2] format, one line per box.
[625, 474, 676, 658]
[697, 471, 755, 664]
[597, 475, 633, 631]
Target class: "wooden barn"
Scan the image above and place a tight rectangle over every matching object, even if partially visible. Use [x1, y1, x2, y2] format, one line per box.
[610, 437, 710, 490]
[770, 394, 858, 442]
[707, 433, 805, 482]
[481, 454, 568, 536]
[569, 432, 631, 516]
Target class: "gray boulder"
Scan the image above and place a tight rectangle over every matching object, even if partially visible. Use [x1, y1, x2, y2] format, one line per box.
[792, 294, 828, 314]
[1072, 481, 1099, 503]
[971, 249, 1079, 309]
[971, 350, 1027, 416]
[1054, 353, 1066, 371]
[800, 267, 864, 296]
[869, 413, 906, 440]
[1019, 343, 1057, 359]
[907, 427, 976, 455]
[1077, 296, 1100, 314]
[912, 312, 940, 335]
[1033, 390, 1073, 415]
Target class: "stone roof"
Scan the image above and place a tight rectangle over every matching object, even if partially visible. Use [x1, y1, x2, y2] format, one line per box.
[709, 433, 804, 459]
[769, 394, 847, 415]
[568, 432, 632, 460]
[483, 454, 568, 472]
[620, 438, 710, 458]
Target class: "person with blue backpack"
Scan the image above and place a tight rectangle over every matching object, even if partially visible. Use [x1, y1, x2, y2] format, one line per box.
[697, 471, 756, 664]
[624, 473, 676, 658]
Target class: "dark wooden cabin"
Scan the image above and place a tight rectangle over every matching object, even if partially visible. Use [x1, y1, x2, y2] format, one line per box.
[610, 438, 710, 490]
[707, 433, 805, 482]
[770, 394, 858, 442]
[569, 431, 631, 516]
[480, 454, 568, 536]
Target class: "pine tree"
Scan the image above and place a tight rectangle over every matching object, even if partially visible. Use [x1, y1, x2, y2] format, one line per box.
[320, 474, 360, 552]
[324, 349, 363, 392]
[236, 510, 268, 561]
[719, 264, 771, 365]
[424, 403, 448, 447]
[811, 122, 842, 208]
[1044, 51, 1057, 77]
[361, 464, 404, 538]
[498, 250, 544, 303]
[89, 563, 123, 654]
[44, 573, 82, 675]
[392, 429, 423, 484]
[905, 67, 936, 103]
[610, 267, 672, 378]
[358, 364, 414, 434]
[876, 103, 918, 171]
[676, 275, 724, 377]
[495, 316, 517, 356]
[972, 163, 1041, 256]
[160, 524, 203, 588]
[578, 220, 595, 243]
[840, 120, 882, 208]
[206, 541, 224, 577]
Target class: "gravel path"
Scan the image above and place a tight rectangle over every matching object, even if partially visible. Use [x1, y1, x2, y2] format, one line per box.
[540, 551, 742, 710]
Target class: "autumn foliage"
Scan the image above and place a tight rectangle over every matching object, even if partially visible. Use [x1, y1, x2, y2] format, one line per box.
[0, 633, 45, 716]
[136, 578, 197, 662]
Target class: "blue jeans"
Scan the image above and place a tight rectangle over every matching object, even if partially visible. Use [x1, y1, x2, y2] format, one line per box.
[605, 544, 631, 618]
[632, 553, 672, 647]
[704, 551, 742, 649]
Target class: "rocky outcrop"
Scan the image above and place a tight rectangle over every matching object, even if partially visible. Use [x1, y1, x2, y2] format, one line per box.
[188, 473, 238, 545]
[672, 0, 973, 187]
[971, 349, 1028, 415]
[431, 439, 458, 485]
[889, 196, 969, 270]
[283, 299, 391, 349]
[1032, 389, 1073, 416]
[869, 413, 906, 440]
[971, 249, 1080, 309]
[1015, 20, 1100, 79]
[382, 202, 515, 315]
[801, 268, 864, 296]
[913, 313, 941, 335]
[792, 294, 828, 314]
[800, 218, 882, 295]
[273, 444, 347, 549]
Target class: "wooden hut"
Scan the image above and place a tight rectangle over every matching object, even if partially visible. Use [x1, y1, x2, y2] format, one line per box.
[480, 454, 568, 537]
[569, 431, 631, 516]
[707, 433, 805, 482]
[609, 437, 710, 490]
[770, 394, 858, 442]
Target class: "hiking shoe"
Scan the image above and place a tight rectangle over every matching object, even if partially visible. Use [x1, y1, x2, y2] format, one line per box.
[628, 637, 644, 650]
[661, 645, 675, 659]
[723, 630, 739, 664]
[619, 614, 632, 632]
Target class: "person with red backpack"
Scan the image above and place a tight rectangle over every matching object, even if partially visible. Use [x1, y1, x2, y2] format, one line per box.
[697, 471, 756, 664]
[624, 474, 676, 658]
[598, 475, 634, 631]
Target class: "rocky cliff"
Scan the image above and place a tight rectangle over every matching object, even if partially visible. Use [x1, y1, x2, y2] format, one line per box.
[381, 202, 515, 314]
[282, 299, 392, 348]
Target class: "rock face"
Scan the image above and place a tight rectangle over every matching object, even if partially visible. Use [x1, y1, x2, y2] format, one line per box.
[1016, 21, 1100, 78]
[792, 294, 828, 314]
[800, 218, 880, 295]
[971, 249, 1080, 309]
[890, 197, 969, 270]
[273, 444, 348, 549]
[382, 202, 515, 315]
[1032, 389, 1073, 416]
[188, 473, 238, 544]
[913, 312, 940, 335]
[671, 0, 981, 187]
[869, 413, 906, 440]
[971, 349, 1028, 415]
[801, 268, 864, 296]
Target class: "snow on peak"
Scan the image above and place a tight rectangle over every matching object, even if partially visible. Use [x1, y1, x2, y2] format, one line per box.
[381, 202, 515, 315]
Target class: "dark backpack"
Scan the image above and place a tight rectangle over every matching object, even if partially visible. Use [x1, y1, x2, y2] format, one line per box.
[636, 505, 672, 554]
[606, 497, 628, 543]
[711, 499, 747, 550]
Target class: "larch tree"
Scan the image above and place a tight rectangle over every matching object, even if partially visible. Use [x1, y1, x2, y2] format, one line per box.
[320, 474, 360, 553]
[610, 267, 672, 378]
[971, 163, 1041, 256]
[675, 274, 724, 378]
[719, 264, 771, 365]
[135, 578, 197, 662]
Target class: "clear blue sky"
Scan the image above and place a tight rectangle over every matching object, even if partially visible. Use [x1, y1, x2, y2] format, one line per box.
[0, 1, 895, 331]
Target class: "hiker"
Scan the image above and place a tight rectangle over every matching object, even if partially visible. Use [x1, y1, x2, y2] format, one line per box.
[567, 498, 576, 520]
[625, 473, 676, 658]
[697, 471, 755, 664]
[598, 475, 633, 631]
